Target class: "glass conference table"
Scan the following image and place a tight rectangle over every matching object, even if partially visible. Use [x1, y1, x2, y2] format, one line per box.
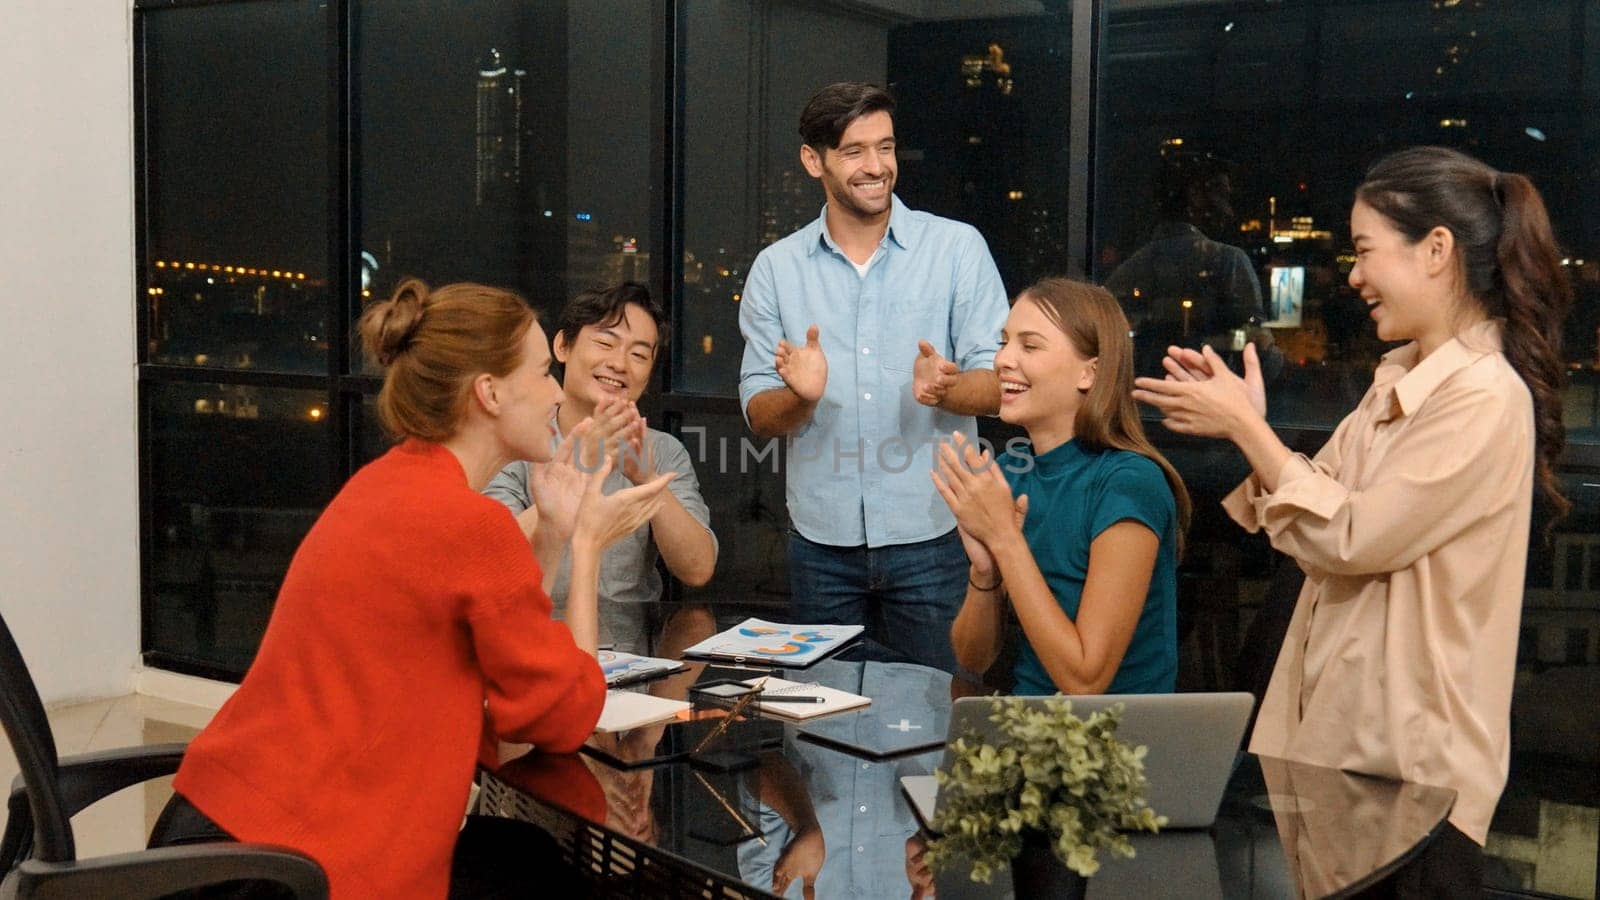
[479, 628, 1454, 900]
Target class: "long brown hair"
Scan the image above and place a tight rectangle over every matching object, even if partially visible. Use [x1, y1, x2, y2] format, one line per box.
[357, 277, 536, 443]
[1356, 146, 1571, 524]
[1019, 277, 1193, 554]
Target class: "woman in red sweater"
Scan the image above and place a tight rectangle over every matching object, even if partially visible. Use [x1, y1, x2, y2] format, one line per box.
[150, 279, 676, 898]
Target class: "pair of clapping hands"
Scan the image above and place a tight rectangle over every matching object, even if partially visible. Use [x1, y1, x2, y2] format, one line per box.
[776, 325, 963, 407]
[570, 395, 658, 484]
[930, 432, 1027, 584]
[1131, 342, 1268, 438]
[527, 397, 675, 554]
[929, 343, 1268, 578]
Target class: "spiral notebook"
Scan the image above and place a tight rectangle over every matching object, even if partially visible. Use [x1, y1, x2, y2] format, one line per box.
[746, 676, 871, 722]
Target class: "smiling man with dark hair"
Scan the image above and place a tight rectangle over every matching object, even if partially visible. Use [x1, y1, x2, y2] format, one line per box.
[738, 82, 1009, 676]
[488, 282, 717, 653]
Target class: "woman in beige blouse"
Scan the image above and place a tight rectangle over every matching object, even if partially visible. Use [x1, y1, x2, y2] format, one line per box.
[1132, 146, 1571, 897]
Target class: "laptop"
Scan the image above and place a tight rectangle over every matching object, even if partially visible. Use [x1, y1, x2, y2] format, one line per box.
[902, 692, 1253, 831]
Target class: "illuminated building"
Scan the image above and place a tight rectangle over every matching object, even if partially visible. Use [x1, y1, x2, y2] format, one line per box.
[961, 42, 1014, 94]
[475, 48, 529, 206]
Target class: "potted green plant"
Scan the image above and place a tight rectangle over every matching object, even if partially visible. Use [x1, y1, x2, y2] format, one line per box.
[924, 697, 1165, 897]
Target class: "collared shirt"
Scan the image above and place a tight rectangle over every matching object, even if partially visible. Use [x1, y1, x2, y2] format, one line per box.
[738, 195, 1010, 547]
[483, 426, 716, 652]
[1223, 320, 1532, 844]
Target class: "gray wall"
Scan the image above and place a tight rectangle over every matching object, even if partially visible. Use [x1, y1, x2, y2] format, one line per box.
[0, 0, 140, 704]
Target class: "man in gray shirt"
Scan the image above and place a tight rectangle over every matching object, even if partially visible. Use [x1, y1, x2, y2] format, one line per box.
[486, 283, 717, 652]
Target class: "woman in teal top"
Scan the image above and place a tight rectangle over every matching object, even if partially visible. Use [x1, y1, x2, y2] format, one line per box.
[935, 278, 1191, 694]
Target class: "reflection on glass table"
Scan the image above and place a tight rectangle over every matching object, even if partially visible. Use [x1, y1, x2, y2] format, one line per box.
[735, 660, 951, 898]
[1257, 755, 1457, 899]
[791, 658, 952, 760]
[476, 600, 1456, 900]
[489, 728, 1458, 899]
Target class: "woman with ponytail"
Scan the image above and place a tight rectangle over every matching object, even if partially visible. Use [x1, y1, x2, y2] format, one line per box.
[1134, 146, 1571, 895]
[937, 278, 1190, 695]
[150, 280, 678, 898]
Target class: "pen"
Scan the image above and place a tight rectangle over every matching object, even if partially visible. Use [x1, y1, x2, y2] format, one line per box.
[754, 695, 825, 703]
[691, 770, 767, 847]
[692, 676, 767, 753]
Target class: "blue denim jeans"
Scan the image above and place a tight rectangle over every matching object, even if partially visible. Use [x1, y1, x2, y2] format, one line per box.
[787, 529, 968, 675]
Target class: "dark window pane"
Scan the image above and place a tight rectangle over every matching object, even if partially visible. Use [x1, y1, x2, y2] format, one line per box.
[1096, 0, 1600, 442]
[355, 0, 660, 370]
[354, 394, 396, 468]
[676, 1, 1071, 395]
[143, 382, 334, 677]
[1504, 473, 1599, 898]
[1155, 437, 1280, 694]
[668, 412, 789, 608]
[142, 2, 330, 374]
[889, 8, 1073, 290]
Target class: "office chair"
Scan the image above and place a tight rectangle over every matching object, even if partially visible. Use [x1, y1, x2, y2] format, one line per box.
[0, 610, 327, 899]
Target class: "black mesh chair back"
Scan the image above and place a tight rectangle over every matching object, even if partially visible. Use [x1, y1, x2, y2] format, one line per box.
[0, 611, 74, 866]
[0, 608, 328, 898]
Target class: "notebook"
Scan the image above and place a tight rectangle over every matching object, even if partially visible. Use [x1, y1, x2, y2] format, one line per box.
[742, 676, 871, 721]
[594, 690, 691, 733]
[599, 649, 687, 687]
[680, 618, 863, 667]
[937, 693, 1254, 829]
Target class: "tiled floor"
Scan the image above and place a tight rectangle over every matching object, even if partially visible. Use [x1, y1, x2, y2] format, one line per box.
[0, 694, 215, 859]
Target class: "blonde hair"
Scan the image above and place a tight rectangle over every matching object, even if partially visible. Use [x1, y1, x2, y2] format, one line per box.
[357, 277, 536, 442]
[1017, 277, 1193, 555]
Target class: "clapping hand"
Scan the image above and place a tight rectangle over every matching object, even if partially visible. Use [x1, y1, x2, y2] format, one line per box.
[954, 498, 1026, 581]
[772, 825, 823, 900]
[529, 420, 594, 544]
[906, 834, 936, 900]
[930, 432, 1025, 549]
[572, 455, 677, 554]
[1132, 342, 1267, 438]
[618, 414, 657, 485]
[912, 340, 959, 407]
[776, 324, 828, 403]
[580, 396, 643, 472]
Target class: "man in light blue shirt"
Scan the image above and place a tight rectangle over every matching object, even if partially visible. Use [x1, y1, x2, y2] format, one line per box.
[737, 82, 1009, 675]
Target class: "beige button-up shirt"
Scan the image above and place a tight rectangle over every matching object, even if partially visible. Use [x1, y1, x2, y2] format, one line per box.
[1224, 320, 1532, 844]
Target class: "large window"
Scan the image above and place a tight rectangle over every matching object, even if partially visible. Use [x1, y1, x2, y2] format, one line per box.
[142, 2, 331, 376]
[136, 0, 661, 677]
[138, 0, 335, 679]
[356, 1, 663, 331]
[138, 3, 1596, 895]
[142, 383, 333, 673]
[1095, 0, 1600, 440]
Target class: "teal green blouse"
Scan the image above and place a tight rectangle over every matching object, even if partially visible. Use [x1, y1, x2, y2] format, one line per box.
[1000, 438, 1178, 695]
